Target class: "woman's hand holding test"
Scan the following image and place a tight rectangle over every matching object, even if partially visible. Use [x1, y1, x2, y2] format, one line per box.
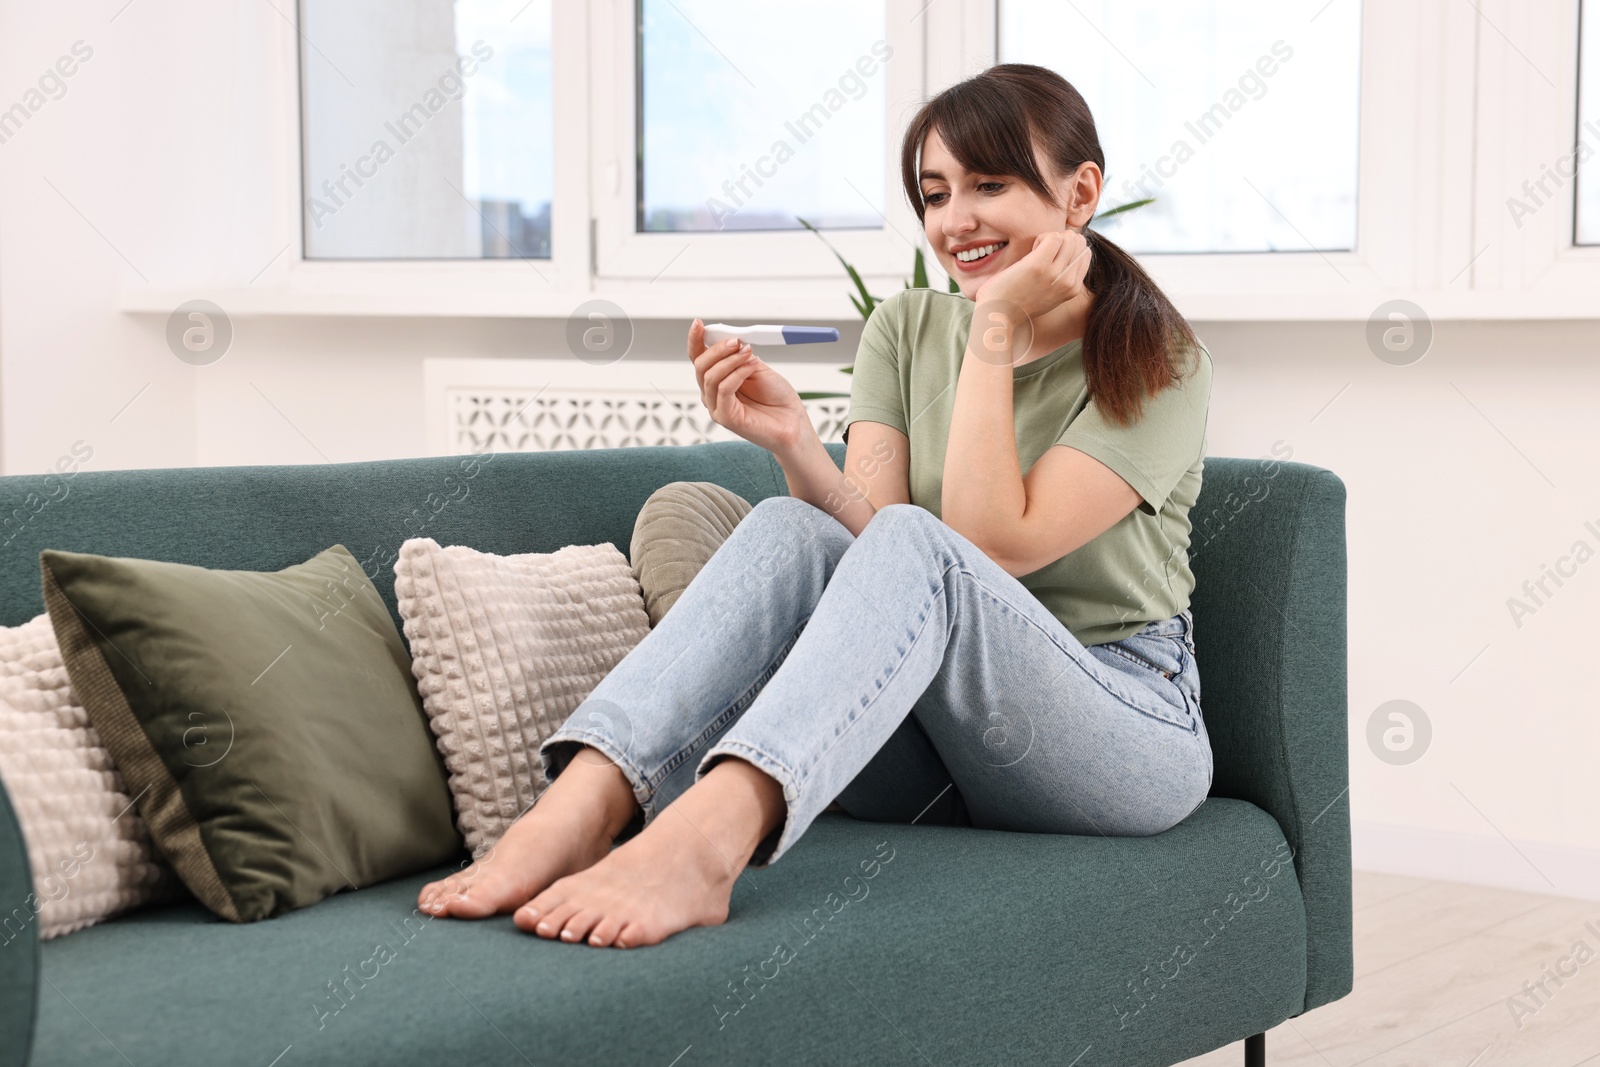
[685, 318, 811, 455]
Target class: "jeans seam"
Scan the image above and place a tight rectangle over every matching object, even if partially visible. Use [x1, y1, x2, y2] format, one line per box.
[696, 738, 802, 867]
[541, 728, 654, 815]
[1102, 642, 1176, 680]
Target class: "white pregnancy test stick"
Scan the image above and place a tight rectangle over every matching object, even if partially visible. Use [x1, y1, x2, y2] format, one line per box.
[701, 323, 840, 346]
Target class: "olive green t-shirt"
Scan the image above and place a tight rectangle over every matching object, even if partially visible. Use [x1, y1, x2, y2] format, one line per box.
[841, 288, 1212, 647]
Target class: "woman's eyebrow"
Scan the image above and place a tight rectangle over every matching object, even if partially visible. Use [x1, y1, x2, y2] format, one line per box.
[919, 169, 949, 181]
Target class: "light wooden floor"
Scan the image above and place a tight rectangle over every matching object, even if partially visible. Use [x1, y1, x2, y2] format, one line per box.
[1175, 870, 1600, 1067]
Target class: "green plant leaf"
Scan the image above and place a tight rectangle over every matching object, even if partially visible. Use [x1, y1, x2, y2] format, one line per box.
[798, 215, 879, 319]
[911, 246, 929, 289]
[1093, 197, 1155, 221]
[797, 390, 852, 400]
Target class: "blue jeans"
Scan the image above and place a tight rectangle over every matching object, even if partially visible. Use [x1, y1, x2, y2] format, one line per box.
[537, 496, 1213, 868]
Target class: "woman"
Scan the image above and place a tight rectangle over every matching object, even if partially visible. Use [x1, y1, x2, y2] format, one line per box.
[418, 63, 1213, 950]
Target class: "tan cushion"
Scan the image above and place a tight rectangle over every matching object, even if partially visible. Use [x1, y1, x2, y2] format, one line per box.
[394, 538, 651, 857]
[0, 613, 184, 940]
[630, 481, 753, 627]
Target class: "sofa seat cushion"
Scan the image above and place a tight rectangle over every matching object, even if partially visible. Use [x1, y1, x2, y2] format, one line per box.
[32, 798, 1306, 1067]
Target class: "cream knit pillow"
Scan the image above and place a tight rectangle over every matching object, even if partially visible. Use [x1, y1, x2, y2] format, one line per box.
[393, 539, 652, 857]
[0, 613, 185, 942]
[630, 481, 753, 627]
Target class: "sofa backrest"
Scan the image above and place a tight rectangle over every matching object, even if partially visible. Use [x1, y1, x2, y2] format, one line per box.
[0, 441, 797, 632]
[0, 442, 1350, 1041]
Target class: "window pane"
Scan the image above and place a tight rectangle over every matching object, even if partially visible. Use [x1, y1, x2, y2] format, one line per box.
[639, 0, 887, 232]
[999, 1, 1361, 254]
[300, 0, 552, 259]
[1579, 0, 1599, 245]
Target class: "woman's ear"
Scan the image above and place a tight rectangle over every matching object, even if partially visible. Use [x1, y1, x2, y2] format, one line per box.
[1063, 161, 1103, 230]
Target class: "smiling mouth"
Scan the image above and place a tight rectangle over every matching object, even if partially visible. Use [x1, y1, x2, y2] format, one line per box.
[953, 241, 1008, 266]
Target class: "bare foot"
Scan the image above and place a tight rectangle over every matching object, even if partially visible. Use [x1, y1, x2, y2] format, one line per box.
[417, 749, 639, 919]
[513, 756, 786, 948]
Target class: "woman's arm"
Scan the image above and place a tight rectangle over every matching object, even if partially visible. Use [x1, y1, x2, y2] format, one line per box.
[773, 421, 909, 539]
[943, 233, 1094, 560]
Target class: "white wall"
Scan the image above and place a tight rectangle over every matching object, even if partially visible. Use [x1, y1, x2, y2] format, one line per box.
[3, 0, 1599, 899]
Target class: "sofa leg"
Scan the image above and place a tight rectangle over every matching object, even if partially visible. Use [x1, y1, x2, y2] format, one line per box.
[1244, 1032, 1265, 1066]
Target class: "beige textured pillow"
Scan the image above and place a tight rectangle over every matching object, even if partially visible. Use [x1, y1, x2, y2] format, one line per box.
[0, 613, 185, 941]
[393, 538, 652, 857]
[630, 481, 753, 627]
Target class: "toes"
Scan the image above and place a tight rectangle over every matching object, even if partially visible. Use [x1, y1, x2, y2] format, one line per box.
[587, 915, 625, 948]
[419, 866, 504, 918]
[513, 891, 554, 934]
[560, 909, 603, 945]
[419, 874, 460, 912]
[440, 883, 495, 919]
[615, 920, 655, 949]
[514, 882, 573, 937]
[531, 901, 582, 940]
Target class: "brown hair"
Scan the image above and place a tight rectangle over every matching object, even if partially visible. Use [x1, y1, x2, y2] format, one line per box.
[900, 63, 1201, 427]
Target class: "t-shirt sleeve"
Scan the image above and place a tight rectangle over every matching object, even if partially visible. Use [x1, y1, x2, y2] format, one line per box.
[842, 291, 908, 444]
[1053, 343, 1212, 514]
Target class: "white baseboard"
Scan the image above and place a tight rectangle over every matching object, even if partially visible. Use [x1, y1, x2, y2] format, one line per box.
[1353, 819, 1600, 902]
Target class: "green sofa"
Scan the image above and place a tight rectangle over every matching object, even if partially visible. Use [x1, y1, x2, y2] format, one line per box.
[0, 440, 1351, 1066]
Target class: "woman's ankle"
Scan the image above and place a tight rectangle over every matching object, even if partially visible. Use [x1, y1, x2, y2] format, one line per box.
[545, 745, 642, 841]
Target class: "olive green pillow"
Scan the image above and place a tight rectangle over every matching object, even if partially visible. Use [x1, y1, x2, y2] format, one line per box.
[39, 544, 460, 923]
[630, 481, 753, 627]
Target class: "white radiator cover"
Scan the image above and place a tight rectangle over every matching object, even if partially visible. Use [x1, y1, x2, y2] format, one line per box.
[425, 358, 854, 455]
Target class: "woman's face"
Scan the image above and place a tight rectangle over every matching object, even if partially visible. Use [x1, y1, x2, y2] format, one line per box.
[918, 128, 1100, 298]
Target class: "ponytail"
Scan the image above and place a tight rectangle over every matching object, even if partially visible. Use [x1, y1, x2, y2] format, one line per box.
[1080, 226, 1201, 427]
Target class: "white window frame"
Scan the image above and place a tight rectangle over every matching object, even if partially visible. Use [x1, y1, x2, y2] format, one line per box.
[113, 0, 1600, 321]
[590, 0, 927, 282]
[1471, 0, 1600, 306]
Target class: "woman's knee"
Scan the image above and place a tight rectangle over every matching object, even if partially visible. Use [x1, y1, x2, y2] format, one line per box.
[861, 502, 941, 538]
[748, 494, 817, 521]
[743, 495, 853, 559]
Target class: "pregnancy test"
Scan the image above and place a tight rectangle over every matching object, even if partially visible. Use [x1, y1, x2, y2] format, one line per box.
[701, 323, 840, 346]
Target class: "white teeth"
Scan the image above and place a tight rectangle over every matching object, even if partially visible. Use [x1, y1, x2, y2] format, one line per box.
[955, 242, 1005, 262]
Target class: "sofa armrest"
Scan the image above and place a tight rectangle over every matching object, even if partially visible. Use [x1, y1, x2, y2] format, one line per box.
[0, 770, 39, 1067]
[1188, 458, 1353, 1015]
